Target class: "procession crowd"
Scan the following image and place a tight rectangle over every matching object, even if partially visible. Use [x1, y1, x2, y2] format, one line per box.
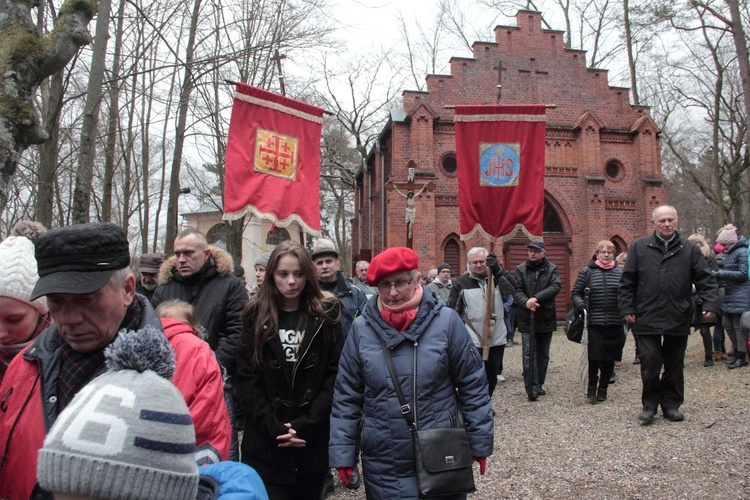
[0, 204, 744, 500]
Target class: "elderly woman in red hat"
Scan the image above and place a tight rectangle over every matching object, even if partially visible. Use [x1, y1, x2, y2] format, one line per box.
[329, 247, 494, 499]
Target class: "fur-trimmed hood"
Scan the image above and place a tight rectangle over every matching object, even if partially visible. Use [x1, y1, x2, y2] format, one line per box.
[158, 245, 235, 284]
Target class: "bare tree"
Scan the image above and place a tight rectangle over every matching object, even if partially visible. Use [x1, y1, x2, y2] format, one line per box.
[315, 50, 404, 264]
[72, 0, 112, 223]
[0, 0, 96, 217]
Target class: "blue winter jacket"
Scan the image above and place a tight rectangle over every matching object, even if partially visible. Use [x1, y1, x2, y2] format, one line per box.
[329, 287, 494, 500]
[714, 237, 750, 314]
[199, 461, 268, 499]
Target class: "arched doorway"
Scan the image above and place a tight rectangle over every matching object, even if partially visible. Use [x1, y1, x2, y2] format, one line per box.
[441, 234, 461, 277]
[610, 235, 627, 257]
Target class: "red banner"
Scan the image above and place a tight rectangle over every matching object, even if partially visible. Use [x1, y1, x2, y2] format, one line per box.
[224, 83, 324, 235]
[454, 104, 546, 243]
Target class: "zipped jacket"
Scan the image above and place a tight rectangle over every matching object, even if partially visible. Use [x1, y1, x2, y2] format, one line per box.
[514, 258, 562, 333]
[448, 270, 514, 348]
[329, 289, 494, 499]
[571, 261, 623, 327]
[153, 246, 248, 377]
[618, 232, 720, 335]
[714, 237, 750, 314]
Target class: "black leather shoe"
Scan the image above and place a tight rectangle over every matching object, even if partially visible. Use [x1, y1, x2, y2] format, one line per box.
[527, 393, 538, 402]
[638, 408, 655, 424]
[533, 386, 546, 396]
[727, 357, 749, 369]
[346, 467, 362, 490]
[321, 473, 334, 498]
[663, 409, 684, 422]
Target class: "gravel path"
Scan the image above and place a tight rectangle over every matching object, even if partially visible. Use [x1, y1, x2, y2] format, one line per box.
[328, 330, 750, 499]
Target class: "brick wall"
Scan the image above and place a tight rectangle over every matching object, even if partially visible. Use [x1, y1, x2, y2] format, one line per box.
[354, 10, 666, 313]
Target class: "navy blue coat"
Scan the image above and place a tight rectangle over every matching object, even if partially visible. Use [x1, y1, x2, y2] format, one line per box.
[329, 288, 494, 500]
[321, 272, 368, 336]
[714, 237, 750, 314]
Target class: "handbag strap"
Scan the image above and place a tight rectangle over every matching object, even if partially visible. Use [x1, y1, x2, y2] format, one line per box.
[381, 339, 418, 431]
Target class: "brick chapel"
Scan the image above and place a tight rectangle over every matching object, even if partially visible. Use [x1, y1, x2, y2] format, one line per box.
[351, 10, 666, 317]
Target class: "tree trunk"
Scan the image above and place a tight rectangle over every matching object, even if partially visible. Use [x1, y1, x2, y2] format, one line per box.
[101, 0, 125, 222]
[165, 0, 202, 255]
[72, 0, 112, 223]
[35, 70, 64, 227]
[623, 0, 640, 105]
[726, 0, 750, 156]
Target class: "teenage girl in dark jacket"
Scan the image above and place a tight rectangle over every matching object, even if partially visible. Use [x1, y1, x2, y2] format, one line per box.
[236, 241, 342, 500]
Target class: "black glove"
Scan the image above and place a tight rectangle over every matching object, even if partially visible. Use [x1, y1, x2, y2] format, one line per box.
[486, 253, 501, 274]
[576, 304, 587, 314]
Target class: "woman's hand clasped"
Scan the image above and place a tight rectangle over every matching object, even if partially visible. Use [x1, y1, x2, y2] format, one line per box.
[277, 423, 307, 448]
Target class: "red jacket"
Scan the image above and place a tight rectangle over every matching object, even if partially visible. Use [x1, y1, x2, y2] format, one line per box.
[0, 300, 230, 500]
[162, 318, 232, 464]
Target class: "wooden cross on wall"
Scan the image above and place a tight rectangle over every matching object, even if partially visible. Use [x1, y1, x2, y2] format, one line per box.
[385, 160, 436, 249]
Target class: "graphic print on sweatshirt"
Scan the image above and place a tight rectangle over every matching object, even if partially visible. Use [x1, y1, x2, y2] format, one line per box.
[279, 310, 305, 363]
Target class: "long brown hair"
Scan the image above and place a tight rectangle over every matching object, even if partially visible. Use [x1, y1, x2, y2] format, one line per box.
[242, 241, 338, 366]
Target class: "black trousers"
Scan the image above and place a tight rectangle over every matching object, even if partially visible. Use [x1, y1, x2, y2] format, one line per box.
[477, 345, 506, 396]
[521, 330, 553, 394]
[637, 334, 688, 412]
[263, 468, 327, 500]
[588, 360, 614, 390]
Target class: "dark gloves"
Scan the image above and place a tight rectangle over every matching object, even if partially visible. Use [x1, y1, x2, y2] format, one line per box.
[576, 304, 587, 314]
[486, 253, 501, 274]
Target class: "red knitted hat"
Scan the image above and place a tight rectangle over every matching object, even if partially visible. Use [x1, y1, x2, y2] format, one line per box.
[367, 247, 420, 285]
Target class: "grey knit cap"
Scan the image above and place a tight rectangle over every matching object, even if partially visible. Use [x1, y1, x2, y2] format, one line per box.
[254, 251, 271, 268]
[36, 326, 199, 500]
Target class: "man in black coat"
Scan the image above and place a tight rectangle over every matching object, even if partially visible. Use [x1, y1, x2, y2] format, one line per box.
[618, 205, 719, 424]
[152, 229, 248, 378]
[514, 241, 561, 401]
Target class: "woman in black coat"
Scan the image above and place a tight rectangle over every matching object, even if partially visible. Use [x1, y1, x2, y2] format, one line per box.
[571, 240, 624, 404]
[236, 241, 342, 500]
[688, 233, 719, 366]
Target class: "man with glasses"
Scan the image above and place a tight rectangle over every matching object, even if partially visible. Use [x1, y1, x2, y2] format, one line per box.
[448, 248, 516, 396]
[427, 262, 453, 304]
[619, 205, 719, 424]
[513, 241, 561, 401]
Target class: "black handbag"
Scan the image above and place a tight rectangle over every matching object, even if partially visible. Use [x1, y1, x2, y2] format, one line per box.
[381, 340, 476, 498]
[565, 308, 584, 343]
[566, 272, 591, 343]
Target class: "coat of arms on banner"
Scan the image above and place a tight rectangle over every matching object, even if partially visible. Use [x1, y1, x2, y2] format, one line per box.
[479, 142, 520, 187]
[254, 128, 298, 181]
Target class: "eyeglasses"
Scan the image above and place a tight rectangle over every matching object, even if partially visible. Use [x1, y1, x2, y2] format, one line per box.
[376, 278, 414, 293]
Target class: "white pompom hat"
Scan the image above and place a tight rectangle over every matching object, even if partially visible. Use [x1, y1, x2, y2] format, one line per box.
[0, 236, 47, 314]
